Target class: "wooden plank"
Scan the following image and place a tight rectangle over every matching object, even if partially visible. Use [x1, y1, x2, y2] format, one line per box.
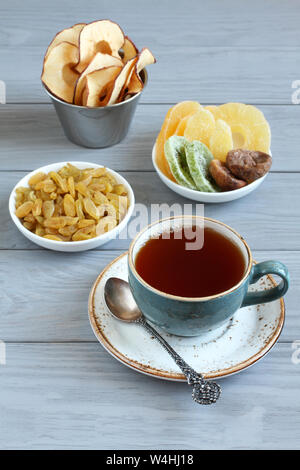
[0, 342, 299, 449]
[2, 171, 300, 251]
[1, 46, 298, 104]
[0, 104, 298, 172]
[0, 249, 297, 342]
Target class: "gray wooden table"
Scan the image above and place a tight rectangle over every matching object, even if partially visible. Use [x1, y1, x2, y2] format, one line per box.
[0, 0, 299, 450]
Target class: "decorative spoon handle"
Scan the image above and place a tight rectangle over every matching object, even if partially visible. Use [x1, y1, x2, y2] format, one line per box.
[138, 316, 221, 405]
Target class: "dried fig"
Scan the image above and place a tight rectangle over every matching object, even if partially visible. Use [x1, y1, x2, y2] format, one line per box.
[209, 159, 247, 191]
[226, 149, 272, 183]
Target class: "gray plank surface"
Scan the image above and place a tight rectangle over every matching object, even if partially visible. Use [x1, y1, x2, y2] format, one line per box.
[2, 171, 300, 251]
[2, 0, 300, 47]
[0, 104, 299, 172]
[0, 0, 299, 451]
[0, 342, 299, 450]
[0, 249, 297, 342]
[1, 46, 299, 104]
[1, 0, 300, 103]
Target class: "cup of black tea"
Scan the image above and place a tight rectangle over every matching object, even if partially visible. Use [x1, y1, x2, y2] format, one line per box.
[128, 216, 289, 336]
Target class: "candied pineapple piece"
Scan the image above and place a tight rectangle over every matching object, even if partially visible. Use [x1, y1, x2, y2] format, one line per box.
[175, 116, 189, 136]
[209, 119, 233, 162]
[217, 103, 271, 153]
[155, 101, 202, 182]
[184, 108, 215, 146]
[205, 105, 220, 119]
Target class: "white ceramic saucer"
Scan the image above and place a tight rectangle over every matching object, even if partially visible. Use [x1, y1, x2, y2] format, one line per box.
[88, 253, 284, 381]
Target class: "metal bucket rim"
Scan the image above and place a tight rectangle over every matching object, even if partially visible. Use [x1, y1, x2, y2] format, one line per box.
[42, 68, 148, 109]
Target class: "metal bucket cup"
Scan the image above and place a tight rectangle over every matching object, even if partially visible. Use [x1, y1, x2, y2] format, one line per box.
[43, 70, 147, 148]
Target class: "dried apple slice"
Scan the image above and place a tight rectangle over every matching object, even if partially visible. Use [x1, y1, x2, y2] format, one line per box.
[82, 66, 122, 107]
[106, 56, 138, 105]
[76, 20, 125, 73]
[121, 47, 156, 99]
[122, 36, 138, 63]
[45, 23, 86, 60]
[136, 47, 156, 74]
[41, 41, 79, 103]
[73, 52, 122, 105]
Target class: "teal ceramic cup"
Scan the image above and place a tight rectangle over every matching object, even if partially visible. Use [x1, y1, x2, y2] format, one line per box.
[128, 216, 289, 337]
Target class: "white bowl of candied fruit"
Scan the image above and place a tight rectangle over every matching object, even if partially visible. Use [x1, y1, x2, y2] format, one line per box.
[9, 161, 135, 252]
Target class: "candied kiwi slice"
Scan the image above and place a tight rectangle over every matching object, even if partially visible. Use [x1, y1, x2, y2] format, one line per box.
[164, 136, 197, 189]
[185, 140, 219, 193]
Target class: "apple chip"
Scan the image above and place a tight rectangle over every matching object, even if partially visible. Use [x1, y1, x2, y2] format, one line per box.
[118, 47, 155, 102]
[42, 20, 156, 107]
[73, 52, 122, 105]
[82, 66, 122, 107]
[136, 47, 156, 74]
[127, 47, 156, 94]
[106, 56, 138, 106]
[41, 41, 79, 103]
[76, 20, 125, 73]
[45, 23, 86, 60]
[122, 36, 138, 63]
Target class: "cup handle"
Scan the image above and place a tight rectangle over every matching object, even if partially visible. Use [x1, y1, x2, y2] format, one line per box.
[241, 260, 289, 307]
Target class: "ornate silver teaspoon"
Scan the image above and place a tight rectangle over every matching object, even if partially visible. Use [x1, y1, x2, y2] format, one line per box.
[104, 277, 221, 405]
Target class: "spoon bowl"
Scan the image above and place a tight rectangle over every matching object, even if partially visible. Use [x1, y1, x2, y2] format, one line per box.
[104, 277, 142, 322]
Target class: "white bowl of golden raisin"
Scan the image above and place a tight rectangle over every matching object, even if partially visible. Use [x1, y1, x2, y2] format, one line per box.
[9, 162, 134, 252]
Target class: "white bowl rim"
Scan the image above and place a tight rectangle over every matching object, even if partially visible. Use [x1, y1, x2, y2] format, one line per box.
[9, 161, 135, 247]
[152, 143, 270, 197]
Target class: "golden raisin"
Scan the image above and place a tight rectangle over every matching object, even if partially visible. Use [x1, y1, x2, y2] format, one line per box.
[15, 201, 34, 218]
[63, 194, 76, 217]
